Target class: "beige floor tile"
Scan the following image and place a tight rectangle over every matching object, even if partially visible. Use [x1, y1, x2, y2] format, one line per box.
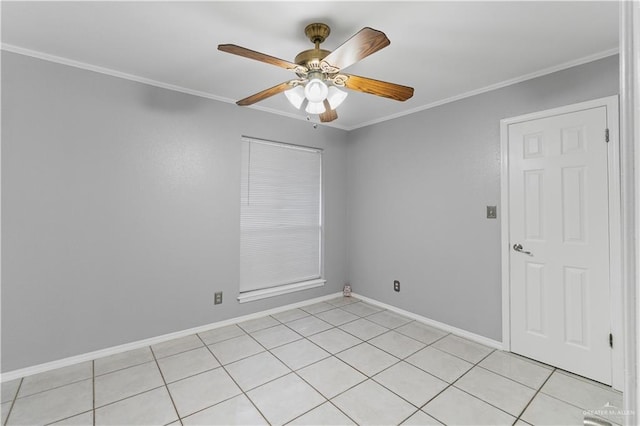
[95, 387, 178, 425]
[401, 410, 443, 425]
[168, 368, 241, 418]
[237, 316, 279, 333]
[250, 324, 302, 349]
[479, 350, 552, 389]
[8, 379, 92, 425]
[289, 402, 355, 425]
[395, 321, 448, 345]
[198, 324, 245, 345]
[423, 386, 515, 425]
[1, 380, 21, 403]
[337, 342, 399, 376]
[339, 318, 388, 340]
[287, 316, 333, 337]
[374, 361, 448, 407]
[406, 347, 473, 383]
[94, 347, 154, 376]
[455, 366, 536, 416]
[332, 380, 415, 425]
[247, 373, 325, 425]
[314, 308, 359, 326]
[298, 357, 367, 398]
[431, 334, 493, 363]
[151, 335, 204, 359]
[207, 334, 264, 365]
[270, 339, 330, 370]
[157, 347, 220, 383]
[367, 310, 413, 329]
[19, 362, 92, 397]
[225, 351, 290, 391]
[182, 394, 267, 425]
[308, 328, 362, 354]
[369, 330, 426, 359]
[94, 361, 164, 407]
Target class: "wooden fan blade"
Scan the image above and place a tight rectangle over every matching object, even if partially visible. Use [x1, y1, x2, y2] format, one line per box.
[319, 99, 338, 123]
[322, 28, 390, 71]
[237, 81, 292, 106]
[343, 74, 414, 101]
[218, 44, 305, 73]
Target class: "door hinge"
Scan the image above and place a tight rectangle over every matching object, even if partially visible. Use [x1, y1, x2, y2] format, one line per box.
[605, 128, 610, 143]
[609, 333, 613, 348]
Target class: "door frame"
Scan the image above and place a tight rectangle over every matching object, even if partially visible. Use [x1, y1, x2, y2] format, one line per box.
[499, 95, 623, 390]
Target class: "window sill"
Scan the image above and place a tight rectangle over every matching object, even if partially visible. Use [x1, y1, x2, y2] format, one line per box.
[237, 279, 326, 304]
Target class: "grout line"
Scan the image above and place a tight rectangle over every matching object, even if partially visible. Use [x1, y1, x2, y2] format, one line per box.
[92, 360, 96, 426]
[514, 367, 557, 422]
[195, 333, 271, 425]
[445, 349, 552, 421]
[475, 363, 550, 392]
[281, 311, 436, 418]
[2, 378, 23, 426]
[93, 385, 167, 411]
[93, 358, 157, 379]
[5, 299, 620, 425]
[10, 375, 93, 400]
[530, 370, 622, 424]
[416, 348, 498, 424]
[240, 326, 329, 421]
[149, 346, 184, 426]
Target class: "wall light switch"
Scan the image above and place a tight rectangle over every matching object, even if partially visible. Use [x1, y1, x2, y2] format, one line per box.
[487, 206, 497, 219]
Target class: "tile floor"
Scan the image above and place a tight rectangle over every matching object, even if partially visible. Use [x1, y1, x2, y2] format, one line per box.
[1, 297, 624, 425]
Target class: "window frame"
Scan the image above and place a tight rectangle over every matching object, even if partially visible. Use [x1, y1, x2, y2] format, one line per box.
[237, 136, 325, 303]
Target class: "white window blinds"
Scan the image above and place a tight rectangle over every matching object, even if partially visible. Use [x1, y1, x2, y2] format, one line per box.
[240, 138, 322, 293]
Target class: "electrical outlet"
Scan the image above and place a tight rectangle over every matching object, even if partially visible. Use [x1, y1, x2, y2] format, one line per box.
[393, 280, 400, 292]
[214, 292, 223, 305]
[487, 205, 497, 219]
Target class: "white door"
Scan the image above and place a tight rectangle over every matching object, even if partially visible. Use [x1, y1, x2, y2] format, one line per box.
[508, 105, 612, 384]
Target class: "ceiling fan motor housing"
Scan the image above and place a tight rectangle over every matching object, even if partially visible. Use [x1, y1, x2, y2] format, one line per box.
[295, 23, 333, 71]
[304, 23, 330, 44]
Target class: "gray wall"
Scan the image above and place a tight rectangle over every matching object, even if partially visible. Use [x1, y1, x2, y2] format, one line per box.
[346, 55, 619, 341]
[1, 52, 349, 372]
[1, 51, 619, 372]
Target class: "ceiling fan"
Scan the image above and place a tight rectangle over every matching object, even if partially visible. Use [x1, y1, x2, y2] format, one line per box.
[218, 23, 414, 123]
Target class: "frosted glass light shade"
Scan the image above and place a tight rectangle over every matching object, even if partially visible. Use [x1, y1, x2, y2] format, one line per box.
[305, 101, 326, 114]
[284, 86, 305, 109]
[327, 86, 348, 110]
[304, 79, 328, 103]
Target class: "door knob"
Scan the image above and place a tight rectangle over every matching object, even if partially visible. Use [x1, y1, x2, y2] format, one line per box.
[513, 243, 533, 256]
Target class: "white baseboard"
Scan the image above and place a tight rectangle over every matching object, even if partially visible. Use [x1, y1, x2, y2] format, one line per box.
[0, 291, 343, 383]
[1, 291, 504, 382]
[352, 293, 505, 350]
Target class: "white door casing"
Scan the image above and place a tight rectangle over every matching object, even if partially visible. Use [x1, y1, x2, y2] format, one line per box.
[500, 96, 622, 389]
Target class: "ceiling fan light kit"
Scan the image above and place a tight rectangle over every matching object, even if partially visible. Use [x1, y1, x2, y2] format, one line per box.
[218, 22, 414, 123]
[303, 77, 328, 103]
[284, 85, 306, 109]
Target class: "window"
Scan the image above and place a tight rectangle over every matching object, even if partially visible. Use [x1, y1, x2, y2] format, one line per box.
[238, 137, 324, 303]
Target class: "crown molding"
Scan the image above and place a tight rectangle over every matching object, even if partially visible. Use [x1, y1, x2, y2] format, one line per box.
[0, 43, 350, 131]
[344, 47, 620, 131]
[2, 43, 618, 132]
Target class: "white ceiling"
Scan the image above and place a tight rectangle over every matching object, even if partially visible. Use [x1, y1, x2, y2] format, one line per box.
[1, 1, 619, 130]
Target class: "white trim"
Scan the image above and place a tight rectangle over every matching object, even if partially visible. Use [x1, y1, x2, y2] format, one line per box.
[0, 44, 351, 132]
[1, 43, 617, 132]
[0, 291, 342, 383]
[620, 1, 639, 420]
[352, 293, 504, 350]
[499, 95, 624, 390]
[237, 279, 326, 304]
[607, 97, 624, 392]
[346, 48, 619, 131]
